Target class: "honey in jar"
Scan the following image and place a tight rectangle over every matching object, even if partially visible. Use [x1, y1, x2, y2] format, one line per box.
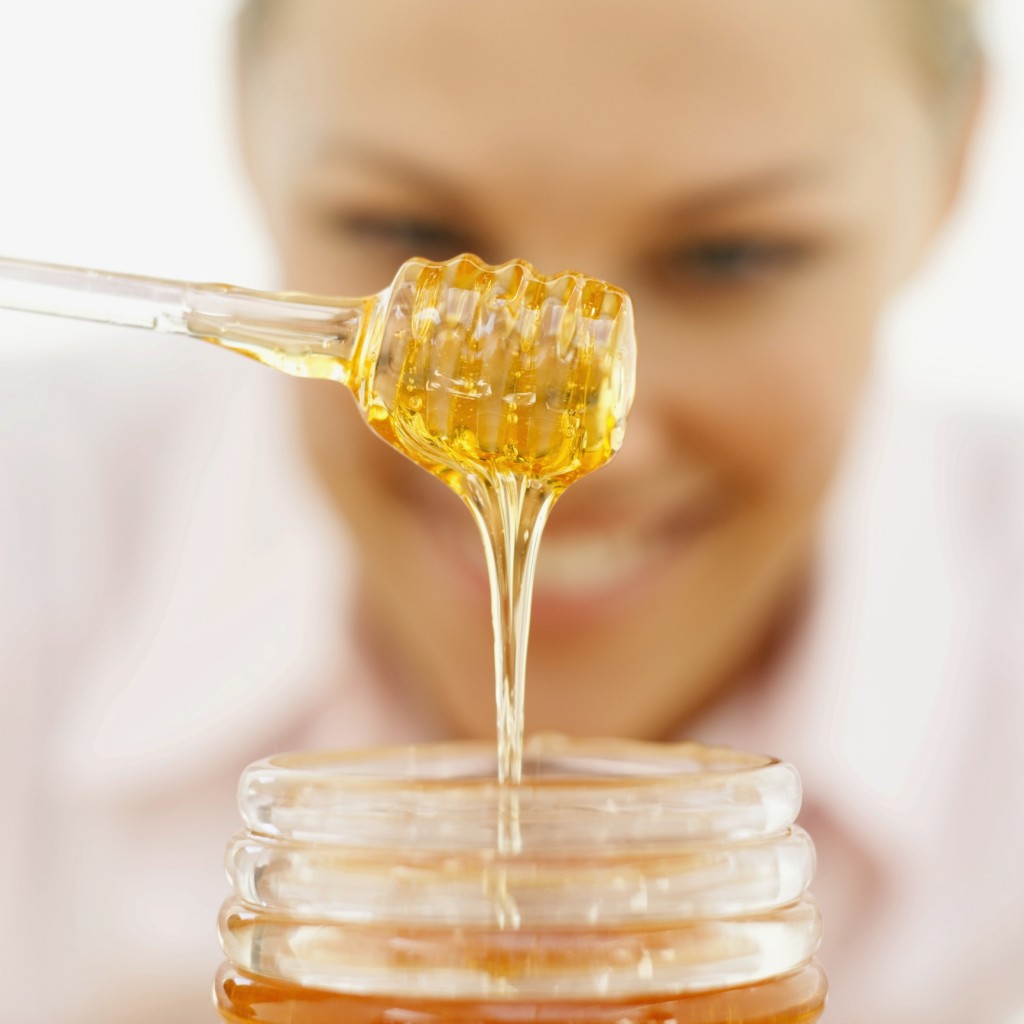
[215, 737, 827, 1023]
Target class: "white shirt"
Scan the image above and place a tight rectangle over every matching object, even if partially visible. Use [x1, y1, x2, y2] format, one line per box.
[1, 333, 1023, 1023]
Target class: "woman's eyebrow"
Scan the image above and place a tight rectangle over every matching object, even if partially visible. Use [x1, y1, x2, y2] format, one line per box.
[661, 160, 836, 220]
[312, 137, 467, 206]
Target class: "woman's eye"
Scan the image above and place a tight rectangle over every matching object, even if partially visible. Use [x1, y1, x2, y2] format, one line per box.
[329, 212, 473, 261]
[661, 240, 809, 285]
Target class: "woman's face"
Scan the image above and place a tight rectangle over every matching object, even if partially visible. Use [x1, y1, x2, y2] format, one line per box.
[242, 0, 965, 740]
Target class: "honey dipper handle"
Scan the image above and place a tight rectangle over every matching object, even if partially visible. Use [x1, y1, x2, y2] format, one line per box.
[0, 255, 369, 386]
[0, 255, 194, 334]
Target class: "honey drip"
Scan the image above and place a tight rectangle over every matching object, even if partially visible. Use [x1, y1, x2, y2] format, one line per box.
[194, 253, 636, 787]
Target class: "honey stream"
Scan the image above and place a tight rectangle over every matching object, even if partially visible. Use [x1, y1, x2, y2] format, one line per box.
[194, 254, 636, 788]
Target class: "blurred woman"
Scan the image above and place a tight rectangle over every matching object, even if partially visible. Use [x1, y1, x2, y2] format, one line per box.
[2, 2, 1022, 1022]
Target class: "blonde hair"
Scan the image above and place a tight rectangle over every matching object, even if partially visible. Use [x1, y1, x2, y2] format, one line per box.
[896, 0, 982, 100]
[236, 0, 272, 60]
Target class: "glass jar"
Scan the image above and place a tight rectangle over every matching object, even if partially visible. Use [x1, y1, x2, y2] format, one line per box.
[215, 735, 826, 1023]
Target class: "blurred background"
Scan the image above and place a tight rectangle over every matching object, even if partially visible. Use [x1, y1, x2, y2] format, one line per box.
[0, 0, 1022, 412]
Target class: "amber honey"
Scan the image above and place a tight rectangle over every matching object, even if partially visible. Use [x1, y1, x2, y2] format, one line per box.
[363, 258, 630, 490]
[215, 962, 827, 1024]
[360, 258, 632, 784]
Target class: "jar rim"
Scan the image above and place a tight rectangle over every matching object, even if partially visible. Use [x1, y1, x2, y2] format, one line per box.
[237, 735, 802, 849]
[254, 735, 779, 785]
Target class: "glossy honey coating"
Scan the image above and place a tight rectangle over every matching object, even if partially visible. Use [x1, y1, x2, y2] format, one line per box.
[361, 254, 636, 495]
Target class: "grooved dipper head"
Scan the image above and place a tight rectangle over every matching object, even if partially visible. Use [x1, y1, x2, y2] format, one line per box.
[366, 253, 636, 489]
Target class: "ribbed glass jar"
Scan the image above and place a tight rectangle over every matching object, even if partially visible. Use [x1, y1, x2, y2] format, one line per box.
[215, 735, 826, 1023]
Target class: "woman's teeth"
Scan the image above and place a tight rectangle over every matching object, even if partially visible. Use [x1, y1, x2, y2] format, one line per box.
[532, 532, 657, 595]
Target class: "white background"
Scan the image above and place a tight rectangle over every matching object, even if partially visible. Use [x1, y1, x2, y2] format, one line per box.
[0, 0, 1022, 412]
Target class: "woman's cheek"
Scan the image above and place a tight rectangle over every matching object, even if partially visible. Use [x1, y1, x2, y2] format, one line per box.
[717, 284, 878, 489]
